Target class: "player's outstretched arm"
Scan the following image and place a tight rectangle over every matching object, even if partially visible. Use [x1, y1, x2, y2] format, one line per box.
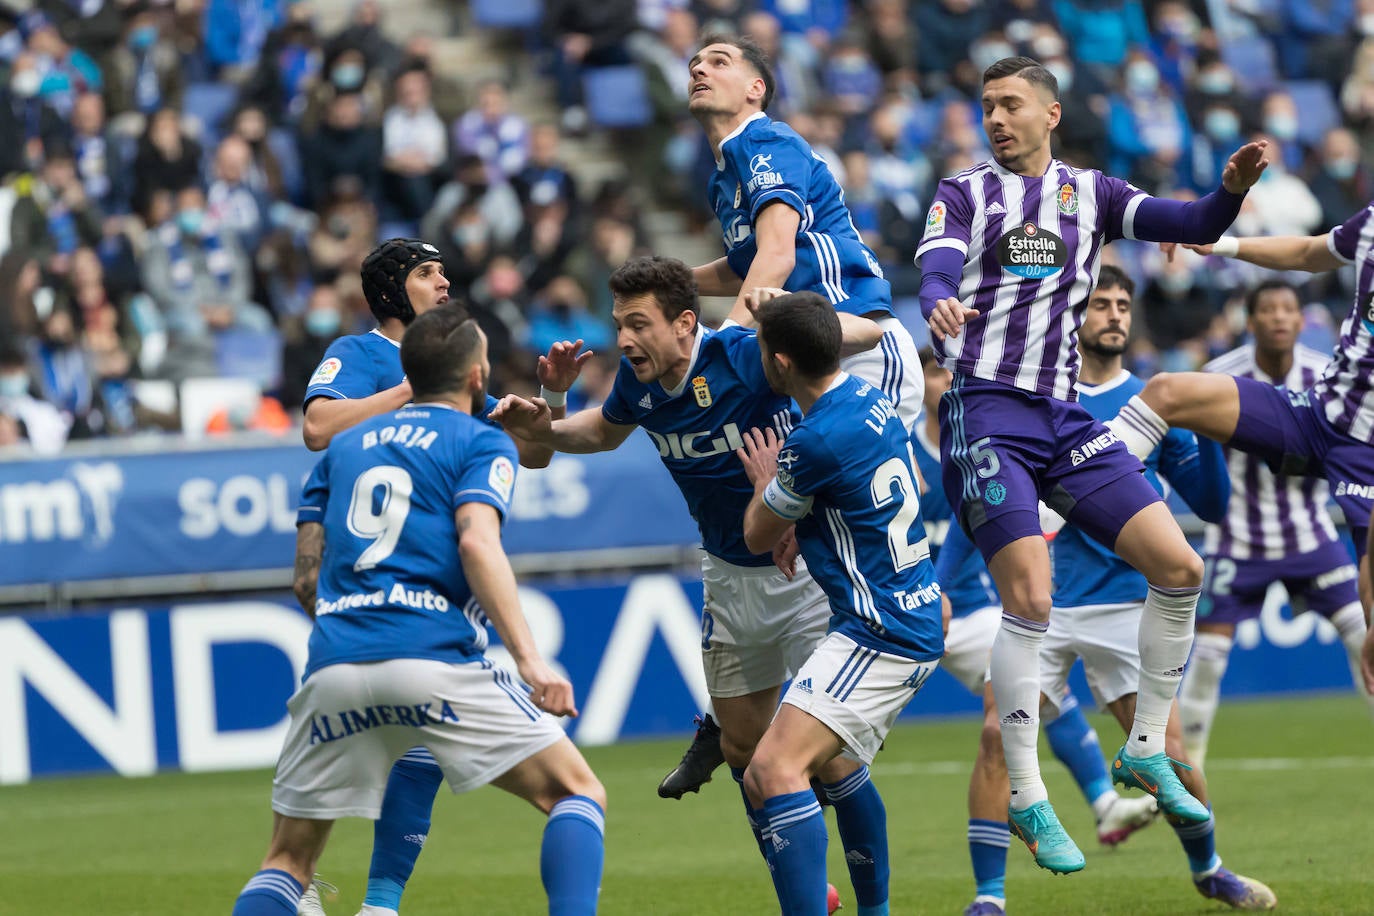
[694, 256, 744, 298]
[491, 395, 635, 454]
[293, 522, 324, 618]
[724, 202, 800, 326]
[1131, 141, 1268, 246]
[514, 339, 594, 469]
[456, 502, 577, 717]
[1181, 233, 1345, 273]
[303, 383, 413, 451]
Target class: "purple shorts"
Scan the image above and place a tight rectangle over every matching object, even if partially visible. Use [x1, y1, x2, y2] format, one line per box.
[1200, 539, 1360, 625]
[939, 376, 1161, 560]
[1230, 379, 1374, 560]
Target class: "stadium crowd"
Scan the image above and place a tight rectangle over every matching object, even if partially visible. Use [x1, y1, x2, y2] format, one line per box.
[0, 0, 1368, 452]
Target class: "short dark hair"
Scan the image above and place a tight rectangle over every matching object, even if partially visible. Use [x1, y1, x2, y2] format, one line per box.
[983, 55, 1058, 101]
[755, 292, 841, 378]
[401, 306, 484, 401]
[1094, 264, 1135, 297]
[1245, 278, 1300, 316]
[697, 33, 776, 111]
[608, 256, 699, 322]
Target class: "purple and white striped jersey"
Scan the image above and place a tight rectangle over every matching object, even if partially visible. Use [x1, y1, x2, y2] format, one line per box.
[1315, 200, 1374, 442]
[1202, 344, 1339, 561]
[915, 159, 1147, 400]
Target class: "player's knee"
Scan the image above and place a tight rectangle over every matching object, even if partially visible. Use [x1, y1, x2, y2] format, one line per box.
[742, 751, 795, 801]
[1001, 582, 1052, 620]
[1157, 549, 1205, 590]
[720, 729, 759, 769]
[1140, 373, 1183, 420]
[567, 775, 607, 812]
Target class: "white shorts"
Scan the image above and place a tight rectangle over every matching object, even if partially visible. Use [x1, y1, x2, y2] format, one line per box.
[781, 631, 938, 764]
[839, 316, 923, 433]
[701, 553, 831, 698]
[940, 605, 1000, 694]
[272, 658, 566, 819]
[1040, 602, 1142, 715]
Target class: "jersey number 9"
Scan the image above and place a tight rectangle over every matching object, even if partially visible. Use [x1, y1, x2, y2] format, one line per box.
[346, 465, 414, 572]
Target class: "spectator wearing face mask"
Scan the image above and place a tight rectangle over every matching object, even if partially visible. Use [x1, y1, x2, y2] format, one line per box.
[1190, 99, 1244, 192]
[298, 46, 385, 135]
[19, 11, 102, 119]
[1139, 242, 1216, 356]
[1243, 130, 1323, 238]
[1107, 50, 1192, 189]
[1183, 58, 1255, 136]
[279, 284, 345, 409]
[1042, 53, 1110, 168]
[299, 92, 382, 209]
[525, 274, 610, 356]
[1259, 90, 1305, 172]
[105, 3, 185, 117]
[1308, 127, 1369, 231]
[0, 340, 68, 454]
[0, 52, 68, 179]
[421, 153, 523, 253]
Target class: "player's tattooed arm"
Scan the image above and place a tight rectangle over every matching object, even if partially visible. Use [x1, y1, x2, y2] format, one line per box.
[293, 522, 324, 618]
[456, 502, 578, 717]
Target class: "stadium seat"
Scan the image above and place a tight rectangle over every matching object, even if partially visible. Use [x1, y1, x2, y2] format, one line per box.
[1283, 80, 1340, 145]
[182, 81, 240, 144]
[214, 328, 283, 390]
[472, 0, 541, 29]
[583, 66, 653, 129]
[1221, 37, 1279, 95]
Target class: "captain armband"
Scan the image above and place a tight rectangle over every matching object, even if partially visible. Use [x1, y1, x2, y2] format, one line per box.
[763, 476, 813, 521]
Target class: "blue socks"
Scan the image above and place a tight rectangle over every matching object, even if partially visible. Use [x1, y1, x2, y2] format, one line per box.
[365, 748, 445, 909]
[1174, 810, 1220, 877]
[541, 795, 606, 916]
[232, 869, 302, 915]
[967, 819, 1009, 904]
[1045, 693, 1114, 806]
[824, 767, 889, 916]
[762, 789, 829, 916]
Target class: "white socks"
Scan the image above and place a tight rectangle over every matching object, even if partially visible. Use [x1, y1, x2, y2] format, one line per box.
[1109, 395, 1169, 461]
[1131, 584, 1200, 755]
[1329, 603, 1374, 717]
[992, 613, 1050, 809]
[1178, 631, 1233, 768]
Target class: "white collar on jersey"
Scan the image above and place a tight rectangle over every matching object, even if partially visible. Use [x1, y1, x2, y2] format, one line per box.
[1075, 368, 1132, 397]
[988, 156, 1061, 180]
[826, 371, 851, 393]
[370, 327, 400, 348]
[715, 111, 768, 171]
[662, 324, 708, 398]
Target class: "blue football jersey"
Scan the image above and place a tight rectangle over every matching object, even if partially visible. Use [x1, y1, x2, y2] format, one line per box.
[601, 325, 797, 567]
[709, 112, 892, 317]
[1053, 371, 1218, 608]
[304, 328, 500, 422]
[763, 374, 945, 661]
[914, 418, 999, 617]
[296, 404, 518, 678]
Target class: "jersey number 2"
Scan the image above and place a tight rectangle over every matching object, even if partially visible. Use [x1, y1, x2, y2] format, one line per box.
[346, 465, 414, 571]
[870, 451, 927, 571]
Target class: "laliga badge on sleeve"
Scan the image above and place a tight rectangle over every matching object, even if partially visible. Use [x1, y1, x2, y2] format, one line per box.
[692, 375, 712, 408]
[310, 357, 342, 386]
[488, 456, 515, 503]
[923, 201, 947, 239]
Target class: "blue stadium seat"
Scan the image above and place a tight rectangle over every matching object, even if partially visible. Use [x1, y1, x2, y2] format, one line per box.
[583, 66, 652, 129]
[1221, 37, 1279, 95]
[183, 81, 240, 144]
[215, 328, 283, 390]
[1283, 80, 1340, 145]
[472, 0, 541, 29]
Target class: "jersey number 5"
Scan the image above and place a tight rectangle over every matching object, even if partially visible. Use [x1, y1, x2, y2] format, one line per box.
[871, 448, 928, 571]
[346, 465, 414, 571]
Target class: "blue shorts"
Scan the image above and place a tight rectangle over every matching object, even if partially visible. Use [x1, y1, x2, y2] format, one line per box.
[1230, 379, 1374, 560]
[939, 375, 1160, 560]
[1200, 539, 1359, 625]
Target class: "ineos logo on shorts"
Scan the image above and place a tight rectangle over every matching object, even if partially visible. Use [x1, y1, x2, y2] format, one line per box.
[998, 221, 1068, 280]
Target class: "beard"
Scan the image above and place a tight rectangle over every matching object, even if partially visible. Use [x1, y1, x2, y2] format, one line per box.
[1080, 336, 1127, 358]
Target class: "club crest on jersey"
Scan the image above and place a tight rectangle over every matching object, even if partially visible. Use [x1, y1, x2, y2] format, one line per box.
[923, 201, 947, 239]
[692, 375, 712, 407]
[998, 221, 1067, 279]
[984, 480, 1007, 506]
[309, 357, 342, 386]
[1057, 183, 1078, 215]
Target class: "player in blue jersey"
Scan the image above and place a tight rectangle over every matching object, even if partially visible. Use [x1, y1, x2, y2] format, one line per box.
[296, 239, 590, 916]
[495, 257, 898, 914]
[1035, 267, 1276, 909]
[917, 346, 1157, 916]
[232, 308, 606, 916]
[664, 32, 925, 798]
[731, 291, 944, 916]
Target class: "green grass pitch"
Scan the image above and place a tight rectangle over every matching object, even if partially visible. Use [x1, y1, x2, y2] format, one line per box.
[2, 694, 1370, 915]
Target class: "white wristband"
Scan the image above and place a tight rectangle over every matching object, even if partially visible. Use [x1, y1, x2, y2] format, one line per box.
[539, 387, 567, 408]
[1211, 236, 1239, 257]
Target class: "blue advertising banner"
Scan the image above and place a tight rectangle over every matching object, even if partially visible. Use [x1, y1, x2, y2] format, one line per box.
[0, 433, 699, 588]
[0, 574, 1359, 783]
